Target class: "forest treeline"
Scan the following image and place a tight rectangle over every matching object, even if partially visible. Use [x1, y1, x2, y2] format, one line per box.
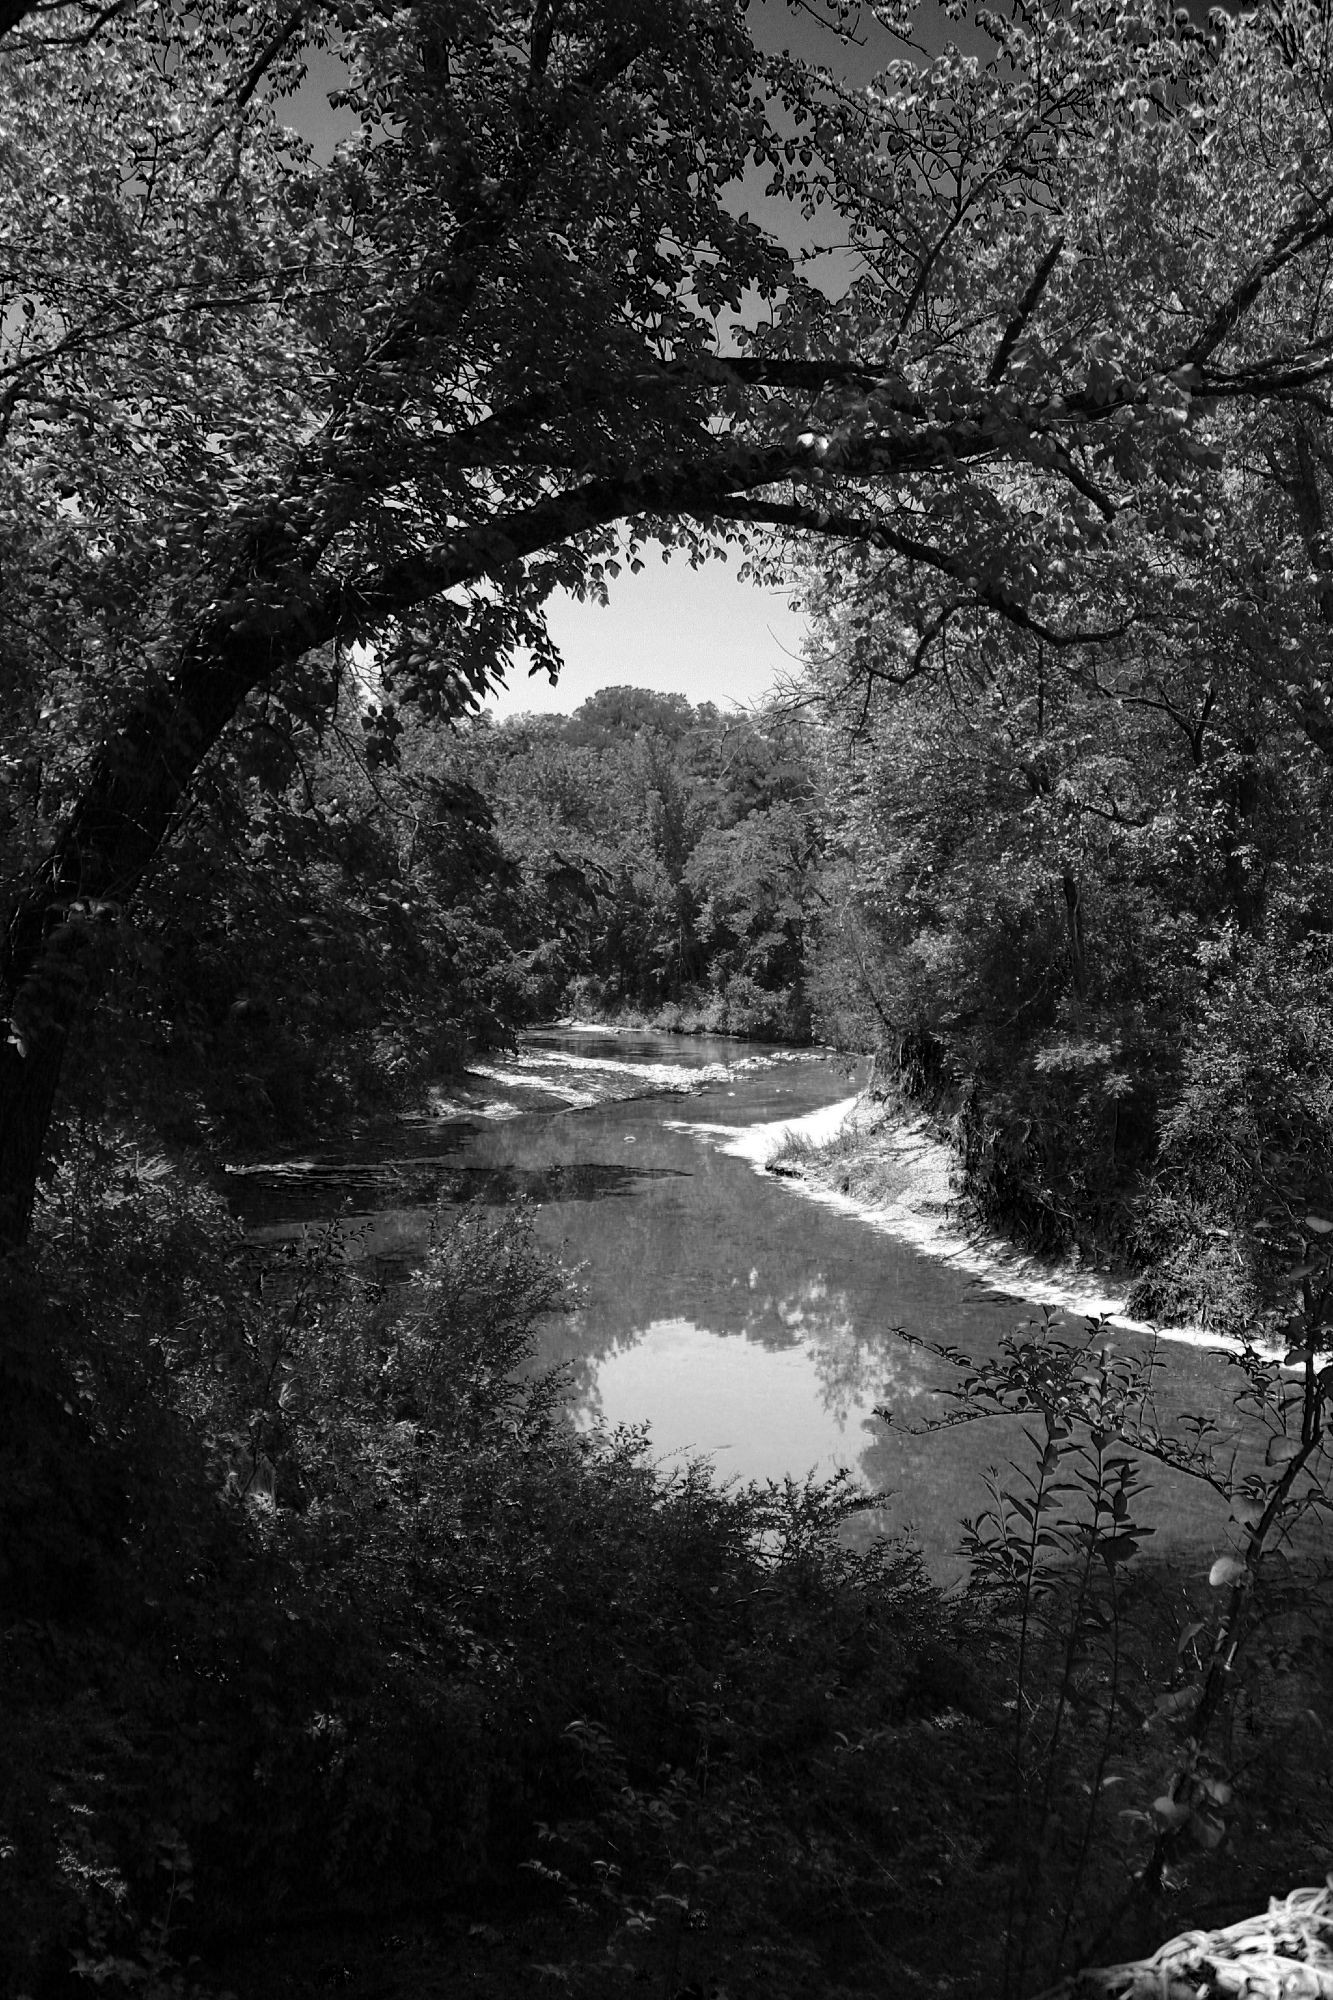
[798, 566, 1333, 1334]
[455, 686, 819, 1039]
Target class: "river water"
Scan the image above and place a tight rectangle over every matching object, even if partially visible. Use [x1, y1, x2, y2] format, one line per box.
[227, 1025, 1244, 1578]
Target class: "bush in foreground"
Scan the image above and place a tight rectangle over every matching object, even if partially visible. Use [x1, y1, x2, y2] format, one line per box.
[1, 1168, 971, 1998]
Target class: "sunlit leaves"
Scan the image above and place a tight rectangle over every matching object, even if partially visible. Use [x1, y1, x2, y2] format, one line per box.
[1208, 1554, 1248, 1588]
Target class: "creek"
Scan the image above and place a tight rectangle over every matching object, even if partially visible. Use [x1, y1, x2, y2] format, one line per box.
[227, 1025, 1244, 1579]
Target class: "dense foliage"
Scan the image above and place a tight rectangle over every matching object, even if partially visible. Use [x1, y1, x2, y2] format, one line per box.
[798, 582, 1333, 1316]
[50, 672, 551, 1152]
[442, 687, 821, 1038]
[779, 0, 1333, 1321]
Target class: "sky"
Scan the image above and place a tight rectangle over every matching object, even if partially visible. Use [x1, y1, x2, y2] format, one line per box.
[487, 553, 812, 721]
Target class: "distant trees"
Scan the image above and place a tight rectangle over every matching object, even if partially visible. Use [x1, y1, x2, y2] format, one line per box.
[443, 691, 821, 1036]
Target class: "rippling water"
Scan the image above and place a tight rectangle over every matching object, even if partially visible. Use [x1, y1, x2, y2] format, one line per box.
[228, 1024, 1242, 1578]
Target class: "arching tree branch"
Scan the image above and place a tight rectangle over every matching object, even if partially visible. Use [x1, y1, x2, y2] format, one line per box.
[706, 495, 1132, 649]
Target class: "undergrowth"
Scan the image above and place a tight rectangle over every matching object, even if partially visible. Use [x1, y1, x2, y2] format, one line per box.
[5, 1144, 1333, 2000]
[0, 1151, 974, 2000]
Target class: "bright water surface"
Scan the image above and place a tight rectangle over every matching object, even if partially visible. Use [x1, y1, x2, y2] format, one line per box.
[228, 1026, 1243, 1578]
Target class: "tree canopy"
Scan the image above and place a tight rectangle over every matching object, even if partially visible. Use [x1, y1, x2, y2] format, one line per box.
[5, 0, 1333, 1242]
[443, 692, 819, 1033]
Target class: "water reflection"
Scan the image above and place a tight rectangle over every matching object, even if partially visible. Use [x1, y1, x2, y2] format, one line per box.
[238, 1160, 691, 1236]
[581, 1317, 893, 1484]
[570, 1283, 967, 1525]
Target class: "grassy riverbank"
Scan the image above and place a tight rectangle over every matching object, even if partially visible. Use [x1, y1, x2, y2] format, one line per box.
[766, 1098, 1143, 1328]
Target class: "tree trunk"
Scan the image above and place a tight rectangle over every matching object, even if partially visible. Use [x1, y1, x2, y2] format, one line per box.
[0, 639, 268, 1254]
[1062, 871, 1088, 1001]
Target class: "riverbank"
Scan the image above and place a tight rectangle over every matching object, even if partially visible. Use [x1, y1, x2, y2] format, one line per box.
[706, 1090, 1258, 1361]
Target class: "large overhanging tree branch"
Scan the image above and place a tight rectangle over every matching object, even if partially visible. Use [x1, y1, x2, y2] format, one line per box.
[0, 344, 1284, 1081]
[7, 0, 1333, 1251]
[7, 431, 1110, 1009]
[714, 494, 1133, 647]
[0, 0, 133, 40]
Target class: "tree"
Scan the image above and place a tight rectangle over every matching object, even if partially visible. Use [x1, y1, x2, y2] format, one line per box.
[6, 0, 1333, 1246]
[686, 801, 815, 996]
[449, 694, 819, 1018]
[63, 681, 542, 1149]
[0, 0, 801, 1238]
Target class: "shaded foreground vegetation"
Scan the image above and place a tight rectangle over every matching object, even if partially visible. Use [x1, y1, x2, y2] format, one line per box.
[5, 1141, 1333, 2000]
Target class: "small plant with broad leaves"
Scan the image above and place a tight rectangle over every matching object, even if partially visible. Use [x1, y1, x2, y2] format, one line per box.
[882, 1272, 1333, 1995]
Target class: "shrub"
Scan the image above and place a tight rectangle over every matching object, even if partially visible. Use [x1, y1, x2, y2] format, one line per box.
[1129, 931, 1333, 1327]
[3, 1170, 967, 1998]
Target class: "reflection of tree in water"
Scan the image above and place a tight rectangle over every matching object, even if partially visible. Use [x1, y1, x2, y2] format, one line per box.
[732, 1270, 937, 1427]
[799, 1298, 936, 1426]
[524, 1156, 859, 1353]
[540, 1335, 603, 1432]
[538, 1267, 944, 1443]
